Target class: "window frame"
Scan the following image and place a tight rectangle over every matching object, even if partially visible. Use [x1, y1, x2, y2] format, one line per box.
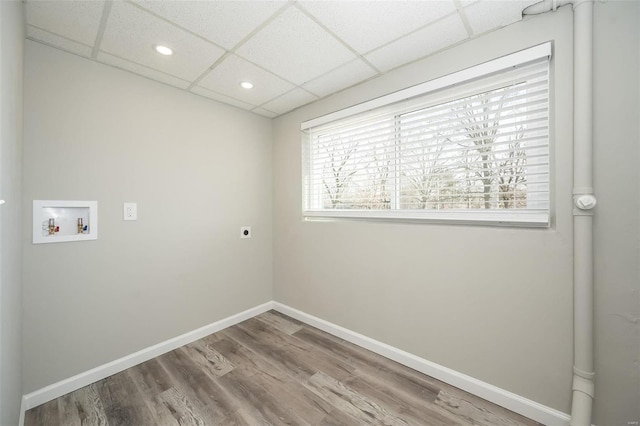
[301, 43, 552, 227]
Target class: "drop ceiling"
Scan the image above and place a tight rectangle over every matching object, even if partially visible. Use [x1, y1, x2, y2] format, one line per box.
[24, 0, 538, 118]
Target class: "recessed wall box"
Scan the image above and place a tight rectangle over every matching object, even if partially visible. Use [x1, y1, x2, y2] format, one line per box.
[33, 200, 98, 244]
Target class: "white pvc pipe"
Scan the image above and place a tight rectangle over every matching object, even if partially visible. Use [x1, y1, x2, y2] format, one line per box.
[573, 0, 594, 191]
[523, 0, 556, 14]
[523, 1, 597, 425]
[571, 2, 596, 426]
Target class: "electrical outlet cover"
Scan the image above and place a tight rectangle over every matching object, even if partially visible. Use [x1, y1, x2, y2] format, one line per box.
[124, 202, 137, 221]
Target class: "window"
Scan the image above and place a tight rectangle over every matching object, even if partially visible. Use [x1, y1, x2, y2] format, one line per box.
[302, 43, 551, 226]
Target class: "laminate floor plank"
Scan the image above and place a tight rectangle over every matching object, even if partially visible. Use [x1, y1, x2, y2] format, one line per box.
[157, 348, 242, 424]
[136, 390, 181, 426]
[25, 310, 543, 426]
[59, 384, 109, 426]
[307, 371, 409, 426]
[126, 357, 173, 396]
[294, 324, 540, 426]
[230, 318, 355, 382]
[255, 310, 304, 335]
[24, 398, 60, 426]
[156, 387, 208, 426]
[182, 339, 235, 379]
[204, 332, 278, 377]
[58, 393, 81, 426]
[435, 390, 538, 426]
[343, 375, 468, 426]
[208, 333, 336, 424]
[317, 407, 365, 426]
[125, 359, 187, 426]
[292, 325, 443, 398]
[216, 368, 313, 426]
[269, 310, 305, 326]
[218, 323, 457, 426]
[95, 371, 156, 426]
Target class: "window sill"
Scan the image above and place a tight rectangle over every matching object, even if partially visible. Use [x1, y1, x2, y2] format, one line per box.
[303, 209, 549, 228]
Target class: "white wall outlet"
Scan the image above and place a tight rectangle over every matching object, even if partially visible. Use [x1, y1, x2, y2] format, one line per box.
[124, 202, 137, 221]
[240, 226, 251, 239]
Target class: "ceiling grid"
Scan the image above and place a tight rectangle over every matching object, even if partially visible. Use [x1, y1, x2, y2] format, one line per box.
[452, 0, 476, 38]
[24, 0, 537, 118]
[90, 0, 112, 59]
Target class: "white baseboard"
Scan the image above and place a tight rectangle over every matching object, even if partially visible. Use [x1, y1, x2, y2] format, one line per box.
[20, 301, 275, 417]
[272, 302, 571, 426]
[18, 396, 26, 426]
[20, 300, 571, 426]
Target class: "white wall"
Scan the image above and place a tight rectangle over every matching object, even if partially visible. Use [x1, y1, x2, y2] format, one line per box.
[0, 1, 24, 424]
[274, 3, 640, 424]
[274, 6, 575, 415]
[22, 41, 273, 393]
[592, 2, 640, 425]
[18, 2, 639, 425]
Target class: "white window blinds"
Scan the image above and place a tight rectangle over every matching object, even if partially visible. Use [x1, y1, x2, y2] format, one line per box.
[302, 44, 551, 226]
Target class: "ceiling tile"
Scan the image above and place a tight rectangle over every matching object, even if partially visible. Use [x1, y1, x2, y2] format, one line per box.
[366, 14, 468, 72]
[25, 0, 104, 46]
[97, 52, 191, 90]
[464, 0, 537, 35]
[24, 0, 533, 118]
[298, 1, 456, 54]
[190, 86, 255, 111]
[303, 59, 377, 98]
[197, 54, 294, 106]
[252, 108, 279, 118]
[27, 26, 93, 58]
[260, 88, 318, 115]
[100, 1, 225, 82]
[132, 0, 287, 50]
[235, 7, 356, 85]
[458, 0, 481, 6]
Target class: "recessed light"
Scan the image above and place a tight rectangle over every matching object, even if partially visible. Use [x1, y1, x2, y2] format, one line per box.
[154, 45, 173, 56]
[240, 81, 254, 89]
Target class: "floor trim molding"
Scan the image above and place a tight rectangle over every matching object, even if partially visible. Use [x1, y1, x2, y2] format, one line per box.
[20, 301, 275, 419]
[18, 396, 26, 426]
[272, 302, 571, 426]
[20, 300, 571, 426]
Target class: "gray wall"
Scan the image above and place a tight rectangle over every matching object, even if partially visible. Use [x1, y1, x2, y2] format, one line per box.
[592, 2, 640, 425]
[18, 2, 640, 425]
[22, 41, 273, 393]
[0, 1, 24, 424]
[274, 4, 639, 425]
[274, 6, 574, 415]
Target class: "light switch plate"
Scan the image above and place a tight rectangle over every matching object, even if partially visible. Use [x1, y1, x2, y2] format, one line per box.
[240, 226, 251, 239]
[124, 202, 137, 221]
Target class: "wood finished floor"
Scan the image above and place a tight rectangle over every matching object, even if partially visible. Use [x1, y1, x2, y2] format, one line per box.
[25, 311, 541, 426]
